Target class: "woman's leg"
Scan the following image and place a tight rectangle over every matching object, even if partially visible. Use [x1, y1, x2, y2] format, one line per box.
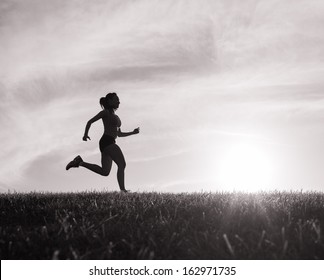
[79, 153, 112, 176]
[103, 144, 127, 190]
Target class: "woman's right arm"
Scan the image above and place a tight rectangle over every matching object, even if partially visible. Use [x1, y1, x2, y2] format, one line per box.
[83, 111, 105, 141]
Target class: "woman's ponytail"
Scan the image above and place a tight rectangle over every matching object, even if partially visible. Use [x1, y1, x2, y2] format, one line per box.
[100, 97, 108, 109]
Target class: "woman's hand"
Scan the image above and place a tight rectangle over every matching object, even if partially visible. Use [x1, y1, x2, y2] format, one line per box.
[133, 127, 140, 134]
[83, 135, 91, 141]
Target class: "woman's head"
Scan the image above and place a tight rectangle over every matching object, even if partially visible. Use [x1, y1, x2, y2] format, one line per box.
[100, 92, 120, 111]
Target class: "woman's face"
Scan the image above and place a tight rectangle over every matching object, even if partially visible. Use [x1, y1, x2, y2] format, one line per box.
[109, 95, 120, 109]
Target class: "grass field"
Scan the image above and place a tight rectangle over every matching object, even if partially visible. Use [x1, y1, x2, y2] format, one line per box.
[1, 191, 324, 259]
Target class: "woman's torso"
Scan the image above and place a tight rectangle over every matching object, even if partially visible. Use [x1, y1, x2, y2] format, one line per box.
[101, 110, 121, 138]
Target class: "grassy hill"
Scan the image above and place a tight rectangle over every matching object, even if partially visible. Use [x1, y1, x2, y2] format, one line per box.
[1, 191, 323, 259]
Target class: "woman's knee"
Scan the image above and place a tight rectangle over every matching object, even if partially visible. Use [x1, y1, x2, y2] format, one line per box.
[102, 169, 111, 176]
[118, 160, 126, 170]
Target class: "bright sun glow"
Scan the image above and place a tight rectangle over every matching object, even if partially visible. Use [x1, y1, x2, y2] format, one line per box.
[218, 143, 275, 191]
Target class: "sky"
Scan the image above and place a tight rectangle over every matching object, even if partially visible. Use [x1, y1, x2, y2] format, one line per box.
[1, 0, 324, 193]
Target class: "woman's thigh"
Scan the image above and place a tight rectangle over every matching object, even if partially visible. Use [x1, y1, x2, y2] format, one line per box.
[103, 144, 126, 168]
[101, 152, 113, 174]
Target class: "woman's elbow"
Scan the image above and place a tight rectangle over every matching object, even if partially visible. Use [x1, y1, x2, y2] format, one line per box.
[85, 121, 92, 128]
[117, 129, 122, 137]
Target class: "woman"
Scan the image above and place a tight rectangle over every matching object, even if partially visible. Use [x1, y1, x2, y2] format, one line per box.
[66, 92, 140, 192]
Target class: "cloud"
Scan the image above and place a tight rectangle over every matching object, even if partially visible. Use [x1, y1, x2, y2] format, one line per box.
[1, 0, 215, 87]
[2, 0, 324, 91]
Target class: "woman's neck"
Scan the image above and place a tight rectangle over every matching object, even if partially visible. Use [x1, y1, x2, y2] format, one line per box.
[105, 108, 115, 114]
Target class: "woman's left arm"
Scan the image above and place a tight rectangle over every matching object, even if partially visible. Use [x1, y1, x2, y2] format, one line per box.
[117, 127, 140, 137]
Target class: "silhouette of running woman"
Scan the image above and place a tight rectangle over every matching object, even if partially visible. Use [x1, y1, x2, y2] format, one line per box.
[66, 92, 140, 192]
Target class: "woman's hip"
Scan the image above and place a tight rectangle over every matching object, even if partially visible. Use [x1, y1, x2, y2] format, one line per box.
[99, 134, 116, 153]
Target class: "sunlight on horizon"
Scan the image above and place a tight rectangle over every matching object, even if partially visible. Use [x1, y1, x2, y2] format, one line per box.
[218, 142, 276, 191]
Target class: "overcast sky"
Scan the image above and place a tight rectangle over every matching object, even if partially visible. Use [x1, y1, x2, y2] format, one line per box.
[1, 0, 324, 193]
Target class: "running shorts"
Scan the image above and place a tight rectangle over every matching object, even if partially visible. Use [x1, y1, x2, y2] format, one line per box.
[99, 134, 116, 153]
